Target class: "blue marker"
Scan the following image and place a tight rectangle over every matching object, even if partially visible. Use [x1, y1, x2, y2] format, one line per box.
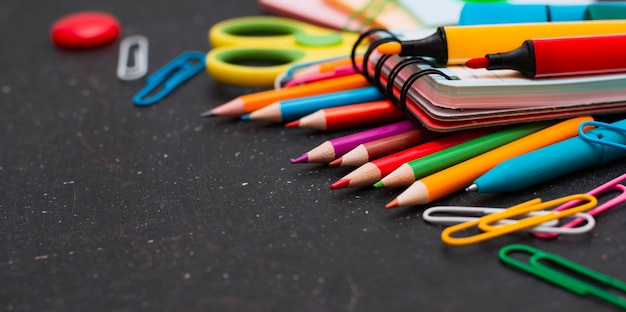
[467, 118, 626, 193]
[241, 86, 385, 123]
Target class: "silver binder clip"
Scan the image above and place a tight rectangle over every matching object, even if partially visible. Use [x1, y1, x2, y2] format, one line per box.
[117, 35, 149, 81]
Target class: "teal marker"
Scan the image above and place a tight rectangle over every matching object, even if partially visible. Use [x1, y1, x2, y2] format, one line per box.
[458, 3, 626, 26]
[467, 118, 626, 193]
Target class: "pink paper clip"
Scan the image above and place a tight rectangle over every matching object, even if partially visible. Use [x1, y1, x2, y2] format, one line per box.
[532, 173, 626, 239]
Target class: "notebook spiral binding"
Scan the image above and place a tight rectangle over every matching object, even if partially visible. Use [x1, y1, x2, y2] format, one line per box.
[351, 29, 453, 127]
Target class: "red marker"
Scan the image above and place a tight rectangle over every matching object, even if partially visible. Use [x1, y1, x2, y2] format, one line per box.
[465, 33, 626, 78]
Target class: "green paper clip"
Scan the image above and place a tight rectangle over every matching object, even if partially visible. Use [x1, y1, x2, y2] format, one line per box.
[133, 51, 206, 106]
[499, 244, 626, 309]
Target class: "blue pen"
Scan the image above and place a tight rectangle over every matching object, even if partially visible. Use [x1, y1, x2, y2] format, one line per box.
[467, 118, 626, 193]
[458, 3, 626, 26]
[241, 86, 385, 123]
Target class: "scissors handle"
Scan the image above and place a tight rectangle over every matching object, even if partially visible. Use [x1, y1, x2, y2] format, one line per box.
[206, 16, 361, 87]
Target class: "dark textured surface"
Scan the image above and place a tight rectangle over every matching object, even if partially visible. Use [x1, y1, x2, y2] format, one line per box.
[2, 1, 626, 311]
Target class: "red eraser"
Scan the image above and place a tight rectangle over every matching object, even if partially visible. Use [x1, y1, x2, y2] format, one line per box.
[51, 11, 121, 49]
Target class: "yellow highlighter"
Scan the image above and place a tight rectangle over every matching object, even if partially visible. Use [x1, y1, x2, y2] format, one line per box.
[377, 20, 626, 65]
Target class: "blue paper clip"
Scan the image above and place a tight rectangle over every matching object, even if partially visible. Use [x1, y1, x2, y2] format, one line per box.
[133, 51, 206, 106]
[578, 121, 626, 151]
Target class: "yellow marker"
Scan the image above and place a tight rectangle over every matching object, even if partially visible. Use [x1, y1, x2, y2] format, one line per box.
[377, 20, 626, 64]
[440, 194, 597, 246]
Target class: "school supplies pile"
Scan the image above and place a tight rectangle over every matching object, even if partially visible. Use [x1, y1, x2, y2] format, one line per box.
[201, 3, 626, 308]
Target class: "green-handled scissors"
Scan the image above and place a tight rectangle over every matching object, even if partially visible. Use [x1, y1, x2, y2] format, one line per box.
[206, 16, 362, 87]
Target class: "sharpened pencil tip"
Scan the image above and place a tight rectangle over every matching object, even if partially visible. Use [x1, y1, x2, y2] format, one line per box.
[199, 110, 215, 118]
[328, 158, 342, 167]
[373, 181, 384, 188]
[466, 184, 478, 192]
[385, 198, 399, 209]
[240, 114, 251, 121]
[330, 179, 350, 190]
[291, 154, 308, 164]
[285, 120, 299, 128]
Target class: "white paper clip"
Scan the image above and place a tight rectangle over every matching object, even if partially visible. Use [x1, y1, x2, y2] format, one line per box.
[117, 35, 149, 81]
[423, 205, 596, 234]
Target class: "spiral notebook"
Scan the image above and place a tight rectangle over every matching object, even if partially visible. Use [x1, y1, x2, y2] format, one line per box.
[364, 30, 626, 132]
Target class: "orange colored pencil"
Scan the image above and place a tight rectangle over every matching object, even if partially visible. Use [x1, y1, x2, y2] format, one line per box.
[201, 73, 369, 118]
[387, 116, 593, 208]
[285, 100, 405, 131]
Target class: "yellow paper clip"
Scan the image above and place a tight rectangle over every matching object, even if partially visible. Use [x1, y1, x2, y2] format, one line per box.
[441, 194, 597, 246]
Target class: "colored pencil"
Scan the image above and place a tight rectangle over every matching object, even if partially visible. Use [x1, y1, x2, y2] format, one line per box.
[284, 64, 359, 87]
[386, 116, 592, 208]
[291, 55, 364, 79]
[291, 120, 422, 164]
[328, 129, 434, 167]
[329, 129, 491, 189]
[375, 123, 548, 188]
[200, 73, 369, 117]
[285, 100, 405, 131]
[241, 86, 385, 123]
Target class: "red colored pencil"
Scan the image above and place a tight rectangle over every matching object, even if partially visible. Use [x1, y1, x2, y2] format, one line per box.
[330, 129, 493, 189]
[285, 100, 405, 131]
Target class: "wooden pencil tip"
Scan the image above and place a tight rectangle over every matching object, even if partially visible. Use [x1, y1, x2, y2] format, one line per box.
[328, 158, 342, 167]
[199, 110, 215, 118]
[385, 198, 399, 209]
[285, 120, 299, 128]
[291, 154, 308, 164]
[330, 179, 350, 190]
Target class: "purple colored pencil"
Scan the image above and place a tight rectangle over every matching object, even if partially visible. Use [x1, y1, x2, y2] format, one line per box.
[291, 120, 429, 164]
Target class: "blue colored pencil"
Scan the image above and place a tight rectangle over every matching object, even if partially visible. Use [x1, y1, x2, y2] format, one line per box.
[241, 86, 385, 123]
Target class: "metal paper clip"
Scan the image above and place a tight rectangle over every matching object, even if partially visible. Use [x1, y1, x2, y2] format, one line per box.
[441, 194, 597, 246]
[578, 121, 626, 150]
[423, 206, 595, 235]
[133, 51, 206, 106]
[533, 173, 626, 239]
[499, 244, 626, 309]
[117, 35, 149, 81]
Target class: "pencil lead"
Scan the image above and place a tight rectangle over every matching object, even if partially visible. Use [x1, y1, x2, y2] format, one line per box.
[290, 154, 309, 164]
[373, 181, 384, 188]
[328, 158, 342, 167]
[284, 120, 299, 128]
[330, 179, 350, 190]
[385, 198, 399, 209]
[240, 114, 251, 121]
[199, 109, 215, 118]
[465, 184, 478, 192]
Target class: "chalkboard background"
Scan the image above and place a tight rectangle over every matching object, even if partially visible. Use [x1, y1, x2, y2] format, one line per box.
[2, 1, 626, 311]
